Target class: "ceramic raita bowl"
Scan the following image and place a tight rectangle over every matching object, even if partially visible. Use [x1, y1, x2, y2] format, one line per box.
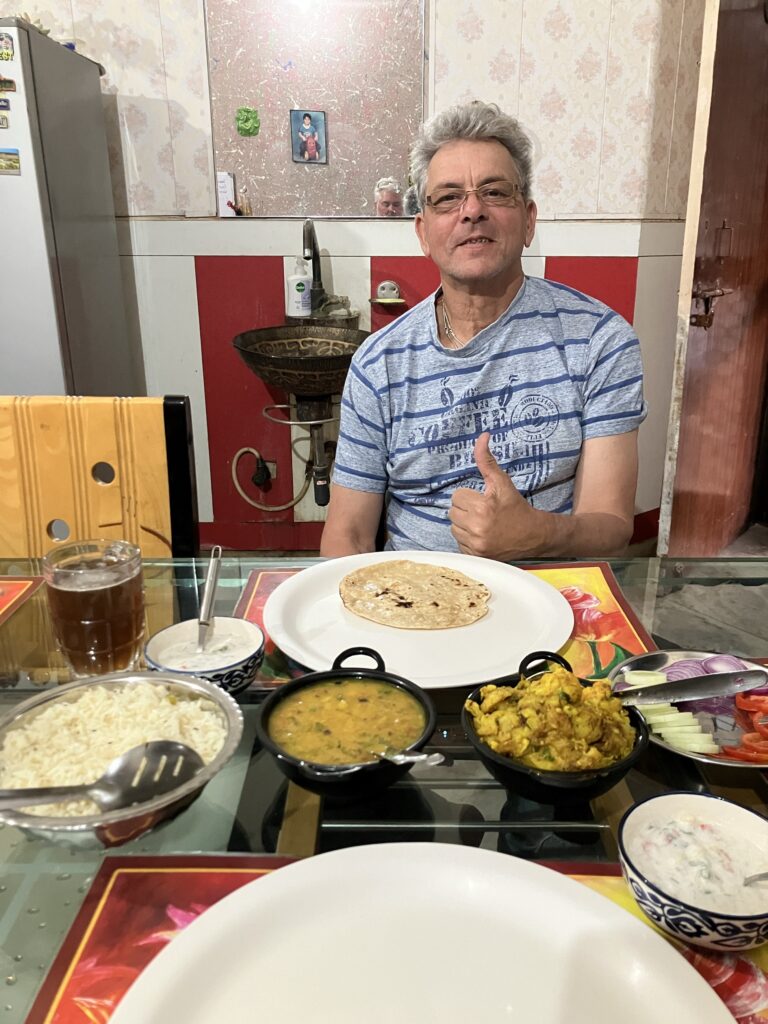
[618, 792, 768, 951]
[145, 617, 265, 697]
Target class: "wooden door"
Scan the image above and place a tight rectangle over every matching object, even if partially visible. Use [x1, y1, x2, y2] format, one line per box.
[663, 0, 768, 556]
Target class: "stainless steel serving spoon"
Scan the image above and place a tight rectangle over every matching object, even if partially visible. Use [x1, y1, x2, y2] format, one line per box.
[744, 871, 768, 886]
[376, 750, 450, 767]
[0, 740, 204, 813]
[197, 544, 222, 652]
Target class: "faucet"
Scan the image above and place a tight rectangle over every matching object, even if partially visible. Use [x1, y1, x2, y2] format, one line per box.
[302, 219, 328, 313]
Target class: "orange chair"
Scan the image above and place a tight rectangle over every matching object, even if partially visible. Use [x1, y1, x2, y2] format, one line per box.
[0, 395, 198, 559]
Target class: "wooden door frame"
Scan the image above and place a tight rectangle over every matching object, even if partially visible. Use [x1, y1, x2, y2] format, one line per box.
[657, 0, 720, 555]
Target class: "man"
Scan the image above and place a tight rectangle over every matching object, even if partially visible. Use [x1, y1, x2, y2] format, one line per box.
[374, 176, 404, 217]
[322, 101, 646, 561]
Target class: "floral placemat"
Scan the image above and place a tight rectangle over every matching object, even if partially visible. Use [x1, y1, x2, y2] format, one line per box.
[233, 561, 656, 688]
[0, 576, 43, 627]
[27, 856, 768, 1023]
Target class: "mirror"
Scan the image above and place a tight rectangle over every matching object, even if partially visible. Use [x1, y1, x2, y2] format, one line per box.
[206, 0, 425, 218]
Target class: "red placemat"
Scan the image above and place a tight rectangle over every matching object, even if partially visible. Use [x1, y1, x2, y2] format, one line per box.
[233, 561, 657, 687]
[27, 855, 294, 1024]
[0, 576, 43, 626]
[27, 856, 768, 1023]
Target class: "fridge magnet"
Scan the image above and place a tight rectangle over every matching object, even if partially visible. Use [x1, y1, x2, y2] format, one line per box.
[0, 147, 20, 174]
[235, 106, 260, 138]
[0, 98, 9, 110]
[0, 76, 15, 92]
[0, 114, 8, 129]
[290, 109, 327, 164]
[0, 32, 13, 61]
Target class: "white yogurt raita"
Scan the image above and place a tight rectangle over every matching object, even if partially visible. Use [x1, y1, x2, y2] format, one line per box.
[160, 635, 255, 672]
[628, 815, 768, 915]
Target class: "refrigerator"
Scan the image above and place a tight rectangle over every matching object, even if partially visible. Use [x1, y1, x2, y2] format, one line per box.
[0, 18, 145, 395]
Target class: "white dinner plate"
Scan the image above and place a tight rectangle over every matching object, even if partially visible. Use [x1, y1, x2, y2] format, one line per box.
[110, 843, 732, 1024]
[262, 550, 574, 689]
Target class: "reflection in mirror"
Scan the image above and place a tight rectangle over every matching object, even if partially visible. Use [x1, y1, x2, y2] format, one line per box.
[206, 0, 425, 218]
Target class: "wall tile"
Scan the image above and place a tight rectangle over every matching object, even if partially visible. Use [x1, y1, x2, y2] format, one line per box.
[0, 2, 75, 43]
[519, 0, 612, 219]
[598, 0, 684, 217]
[433, 1, 524, 114]
[158, 0, 216, 216]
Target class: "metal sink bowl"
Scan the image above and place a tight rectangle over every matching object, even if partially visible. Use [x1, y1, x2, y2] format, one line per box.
[233, 324, 369, 396]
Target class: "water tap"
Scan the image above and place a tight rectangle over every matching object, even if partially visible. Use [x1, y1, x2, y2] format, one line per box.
[302, 219, 328, 313]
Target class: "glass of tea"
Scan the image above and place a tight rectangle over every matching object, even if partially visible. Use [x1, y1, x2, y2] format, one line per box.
[42, 539, 145, 677]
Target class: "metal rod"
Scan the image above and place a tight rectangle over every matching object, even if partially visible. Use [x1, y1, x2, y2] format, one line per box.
[262, 404, 338, 428]
[321, 821, 609, 832]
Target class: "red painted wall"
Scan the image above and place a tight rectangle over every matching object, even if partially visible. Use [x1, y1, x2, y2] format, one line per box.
[195, 256, 323, 550]
[370, 256, 441, 332]
[544, 256, 639, 324]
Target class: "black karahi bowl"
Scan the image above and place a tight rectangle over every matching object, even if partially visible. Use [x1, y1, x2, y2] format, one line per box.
[461, 651, 649, 806]
[255, 647, 437, 802]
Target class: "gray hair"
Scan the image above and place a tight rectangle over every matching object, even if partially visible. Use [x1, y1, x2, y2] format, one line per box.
[374, 176, 402, 200]
[410, 101, 534, 208]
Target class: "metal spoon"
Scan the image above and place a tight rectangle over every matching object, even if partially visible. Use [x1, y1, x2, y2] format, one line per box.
[744, 871, 768, 886]
[376, 750, 450, 767]
[0, 740, 204, 813]
[197, 544, 222, 652]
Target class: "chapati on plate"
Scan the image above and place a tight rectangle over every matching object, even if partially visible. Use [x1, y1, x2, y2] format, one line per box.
[339, 559, 490, 629]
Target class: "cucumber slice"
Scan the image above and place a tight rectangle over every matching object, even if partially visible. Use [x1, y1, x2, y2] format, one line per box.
[623, 669, 668, 687]
[656, 723, 704, 734]
[664, 737, 720, 754]
[643, 710, 696, 725]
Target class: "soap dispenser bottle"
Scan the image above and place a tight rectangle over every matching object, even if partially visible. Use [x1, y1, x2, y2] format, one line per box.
[286, 257, 312, 317]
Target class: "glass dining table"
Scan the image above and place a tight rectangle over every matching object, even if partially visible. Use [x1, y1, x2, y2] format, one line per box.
[1, 554, 767, 1023]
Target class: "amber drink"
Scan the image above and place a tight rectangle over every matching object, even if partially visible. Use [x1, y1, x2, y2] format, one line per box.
[43, 540, 145, 676]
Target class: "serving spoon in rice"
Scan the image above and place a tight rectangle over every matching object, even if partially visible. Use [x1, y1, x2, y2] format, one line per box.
[0, 740, 205, 813]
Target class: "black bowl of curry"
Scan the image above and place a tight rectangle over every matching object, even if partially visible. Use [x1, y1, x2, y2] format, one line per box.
[461, 651, 649, 805]
[256, 647, 437, 801]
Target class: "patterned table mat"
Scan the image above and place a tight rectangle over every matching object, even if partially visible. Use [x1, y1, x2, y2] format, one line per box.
[27, 855, 768, 1023]
[234, 560, 657, 688]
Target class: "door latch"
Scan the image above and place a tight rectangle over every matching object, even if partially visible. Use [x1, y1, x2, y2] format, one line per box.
[690, 286, 733, 330]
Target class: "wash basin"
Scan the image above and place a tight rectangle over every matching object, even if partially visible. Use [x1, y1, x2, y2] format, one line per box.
[233, 324, 369, 396]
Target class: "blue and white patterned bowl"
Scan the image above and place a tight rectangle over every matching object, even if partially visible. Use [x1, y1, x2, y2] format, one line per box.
[618, 792, 768, 951]
[145, 617, 265, 697]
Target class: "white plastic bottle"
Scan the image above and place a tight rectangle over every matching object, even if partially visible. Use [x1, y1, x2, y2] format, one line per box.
[286, 257, 312, 317]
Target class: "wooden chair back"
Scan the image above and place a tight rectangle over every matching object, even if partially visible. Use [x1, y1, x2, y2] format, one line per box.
[0, 395, 198, 559]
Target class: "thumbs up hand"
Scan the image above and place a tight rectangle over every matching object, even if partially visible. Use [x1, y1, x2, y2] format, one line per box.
[449, 433, 545, 560]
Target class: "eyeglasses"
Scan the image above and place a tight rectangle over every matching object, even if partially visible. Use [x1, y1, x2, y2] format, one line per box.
[425, 180, 523, 214]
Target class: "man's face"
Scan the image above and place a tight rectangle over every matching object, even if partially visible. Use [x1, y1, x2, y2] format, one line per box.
[376, 190, 404, 217]
[414, 139, 537, 287]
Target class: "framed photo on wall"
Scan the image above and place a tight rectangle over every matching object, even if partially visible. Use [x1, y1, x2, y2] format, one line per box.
[290, 109, 327, 165]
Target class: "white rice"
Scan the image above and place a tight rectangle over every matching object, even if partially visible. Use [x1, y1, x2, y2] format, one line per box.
[0, 682, 227, 817]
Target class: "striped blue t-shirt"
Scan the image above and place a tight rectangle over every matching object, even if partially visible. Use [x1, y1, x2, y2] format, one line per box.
[332, 276, 647, 552]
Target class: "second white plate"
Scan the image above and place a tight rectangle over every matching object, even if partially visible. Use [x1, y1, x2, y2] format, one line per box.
[262, 550, 574, 689]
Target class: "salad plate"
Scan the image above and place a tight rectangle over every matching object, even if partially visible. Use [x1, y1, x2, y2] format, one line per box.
[610, 650, 768, 768]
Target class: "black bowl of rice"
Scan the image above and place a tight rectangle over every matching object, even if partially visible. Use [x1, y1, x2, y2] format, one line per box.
[0, 671, 243, 847]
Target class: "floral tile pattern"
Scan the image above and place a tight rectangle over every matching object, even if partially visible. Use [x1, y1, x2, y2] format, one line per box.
[433, 0, 706, 220]
[0, 0, 705, 219]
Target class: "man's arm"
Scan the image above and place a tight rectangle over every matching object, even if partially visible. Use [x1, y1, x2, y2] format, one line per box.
[319, 485, 384, 557]
[449, 431, 638, 560]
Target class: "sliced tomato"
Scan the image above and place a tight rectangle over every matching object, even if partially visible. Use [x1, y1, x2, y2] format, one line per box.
[740, 732, 768, 753]
[752, 711, 768, 739]
[735, 692, 768, 713]
[719, 745, 768, 763]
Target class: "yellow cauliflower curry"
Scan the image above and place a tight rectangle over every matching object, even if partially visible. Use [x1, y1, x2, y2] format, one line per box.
[465, 665, 635, 771]
[268, 679, 426, 765]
